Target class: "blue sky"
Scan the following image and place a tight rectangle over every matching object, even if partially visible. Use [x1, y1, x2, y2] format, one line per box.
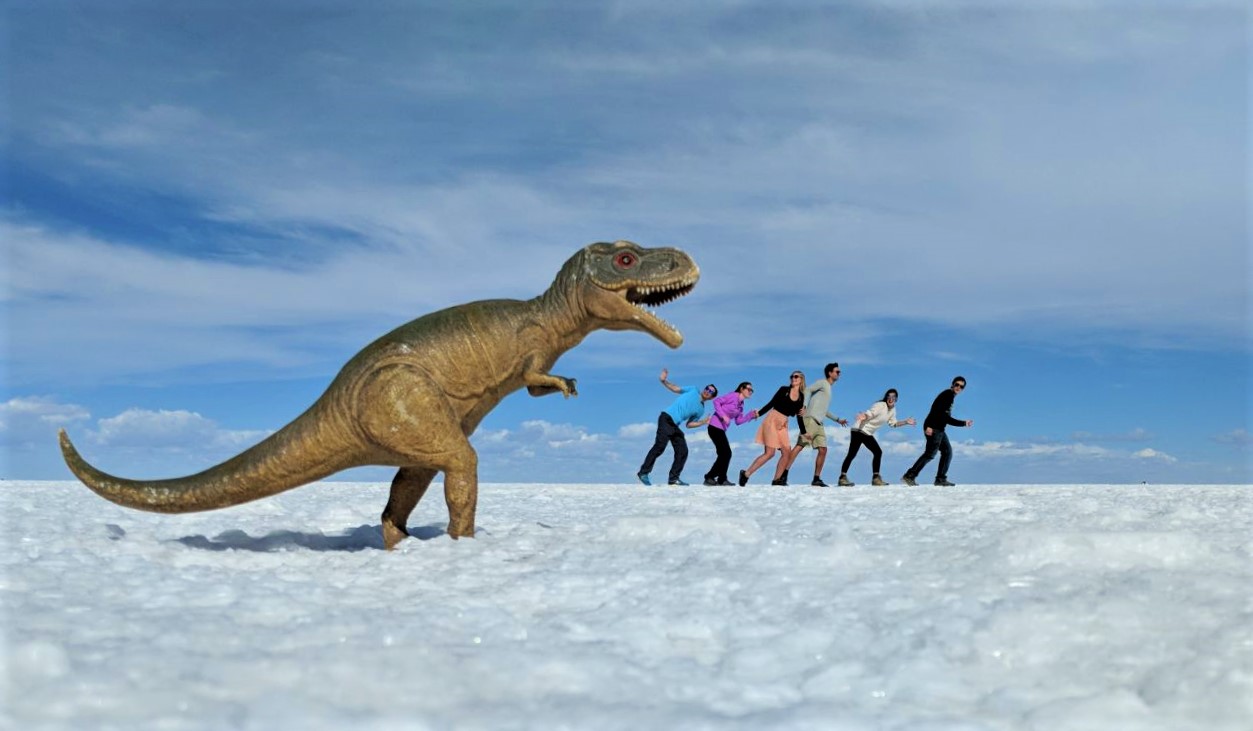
[3, 1, 1249, 485]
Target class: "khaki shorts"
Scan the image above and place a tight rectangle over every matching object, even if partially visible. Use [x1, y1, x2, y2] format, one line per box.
[797, 416, 827, 448]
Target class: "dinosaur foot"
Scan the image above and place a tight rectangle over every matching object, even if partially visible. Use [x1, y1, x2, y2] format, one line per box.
[382, 522, 409, 551]
[446, 522, 476, 540]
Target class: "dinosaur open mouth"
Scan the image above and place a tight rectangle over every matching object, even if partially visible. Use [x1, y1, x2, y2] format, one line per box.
[624, 279, 697, 307]
[619, 275, 698, 346]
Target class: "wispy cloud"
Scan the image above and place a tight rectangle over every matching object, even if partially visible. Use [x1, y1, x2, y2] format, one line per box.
[9, 4, 1245, 390]
[1070, 428, 1154, 443]
[1213, 429, 1253, 450]
[0, 397, 91, 444]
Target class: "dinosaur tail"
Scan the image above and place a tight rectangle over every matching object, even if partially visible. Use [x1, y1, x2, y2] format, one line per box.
[58, 403, 370, 514]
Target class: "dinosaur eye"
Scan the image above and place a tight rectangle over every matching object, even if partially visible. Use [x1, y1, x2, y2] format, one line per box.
[614, 252, 637, 269]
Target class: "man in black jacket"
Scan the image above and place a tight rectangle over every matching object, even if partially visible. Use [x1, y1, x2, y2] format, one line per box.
[902, 376, 973, 486]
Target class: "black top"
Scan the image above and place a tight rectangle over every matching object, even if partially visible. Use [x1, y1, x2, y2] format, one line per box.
[923, 389, 966, 432]
[758, 386, 805, 418]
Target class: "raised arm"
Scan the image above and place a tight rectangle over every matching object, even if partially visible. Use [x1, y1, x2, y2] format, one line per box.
[658, 368, 683, 394]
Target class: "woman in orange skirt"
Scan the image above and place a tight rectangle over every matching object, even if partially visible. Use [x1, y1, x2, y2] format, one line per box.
[739, 370, 807, 486]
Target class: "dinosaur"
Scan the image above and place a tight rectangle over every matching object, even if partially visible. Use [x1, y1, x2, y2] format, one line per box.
[58, 240, 699, 549]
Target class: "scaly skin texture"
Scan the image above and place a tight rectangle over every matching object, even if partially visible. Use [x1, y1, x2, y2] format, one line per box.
[59, 241, 699, 549]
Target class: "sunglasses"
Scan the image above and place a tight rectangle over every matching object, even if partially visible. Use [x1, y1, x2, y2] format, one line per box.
[703, 385, 718, 396]
[954, 383, 966, 390]
[790, 374, 802, 380]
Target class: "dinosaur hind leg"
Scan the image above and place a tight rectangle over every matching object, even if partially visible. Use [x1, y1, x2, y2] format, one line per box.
[358, 363, 481, 545]
[381, 466, 436, 550]
[438, 446, 478, 540]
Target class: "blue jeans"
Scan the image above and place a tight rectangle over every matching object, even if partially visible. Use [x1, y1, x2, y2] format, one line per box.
[905, 430, 952, 480]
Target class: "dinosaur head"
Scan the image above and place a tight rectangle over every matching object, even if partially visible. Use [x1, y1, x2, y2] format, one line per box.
[560, 240, 699, 348]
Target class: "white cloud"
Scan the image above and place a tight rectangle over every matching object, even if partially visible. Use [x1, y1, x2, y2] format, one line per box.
[1132, 448, 1178, 463]
[0, 396, 274, 479]
[618, 423, 656, 439]
[90, 408, 269, 452]
[0, 397, 91, 447]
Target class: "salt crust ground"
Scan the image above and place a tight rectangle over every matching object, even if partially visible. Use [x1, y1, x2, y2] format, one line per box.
[3, 481, 1251, 730]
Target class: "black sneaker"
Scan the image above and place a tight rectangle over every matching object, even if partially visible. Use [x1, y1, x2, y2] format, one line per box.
[738, 470, 749, 487]
[771, 477, 788, 486]
[703, 478, 718, 486]
[716, 478, 734, 486]
[901, 474, 917, 486]
[934, 478, 956, 487]
[811, 476, 828, 487]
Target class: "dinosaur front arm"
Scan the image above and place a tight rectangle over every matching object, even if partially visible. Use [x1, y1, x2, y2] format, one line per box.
[524, 369, 578, 398]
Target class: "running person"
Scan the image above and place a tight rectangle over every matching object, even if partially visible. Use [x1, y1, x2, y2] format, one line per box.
[840, 388, 915, 486]
[637, 368, 715, 486]
[902, 376, 973, 486]
[739, 370, 807, 486]
[703, 382, 758, 486]
[785, 362, 848, 487]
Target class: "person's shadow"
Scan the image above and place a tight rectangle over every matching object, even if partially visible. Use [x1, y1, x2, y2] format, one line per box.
[173, 523, 447, 552]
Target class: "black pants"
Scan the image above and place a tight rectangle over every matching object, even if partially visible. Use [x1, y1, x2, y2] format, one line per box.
[705, 425, 732, 483]
[639, 412, 687, 482]
[905, 429, 952, 480]
[841, 430, 883, 475]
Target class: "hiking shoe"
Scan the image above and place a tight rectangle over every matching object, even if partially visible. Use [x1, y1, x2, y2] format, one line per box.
[934, 478, 955, 487]
[771, 478, 787, 486]
[811, 476, 829, 487]
[669, 478, 689, 486]
[838, 474, 854, 487]
[703, 477, 718, 486]
[871, 474, 888, 487]
[716, 478, 734, 486]
[901, 474, 917, 486]
[738, 470, 749, 487]
[637, 472, 651, 486]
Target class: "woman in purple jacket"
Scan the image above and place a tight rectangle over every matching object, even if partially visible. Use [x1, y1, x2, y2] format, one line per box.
[702, 382, 759, 486]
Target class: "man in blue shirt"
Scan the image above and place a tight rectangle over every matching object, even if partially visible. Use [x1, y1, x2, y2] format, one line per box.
[637, 368, 715, 486]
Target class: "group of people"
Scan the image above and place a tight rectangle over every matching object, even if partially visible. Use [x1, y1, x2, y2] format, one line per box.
[636, 364, 973, 488]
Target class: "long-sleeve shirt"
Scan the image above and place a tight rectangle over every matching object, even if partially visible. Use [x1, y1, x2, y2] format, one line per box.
[757, 386, 805, 418]
[855, 401, 902, 437]
[804, 379, 841, 422]
[709, 392, 756, 431]
[922, 389, 966, 433]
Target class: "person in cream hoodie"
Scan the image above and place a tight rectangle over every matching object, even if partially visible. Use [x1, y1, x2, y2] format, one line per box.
[839, 388, 916, 486]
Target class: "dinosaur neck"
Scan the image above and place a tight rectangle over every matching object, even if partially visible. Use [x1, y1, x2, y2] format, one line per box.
[534, 279, 593, 351]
